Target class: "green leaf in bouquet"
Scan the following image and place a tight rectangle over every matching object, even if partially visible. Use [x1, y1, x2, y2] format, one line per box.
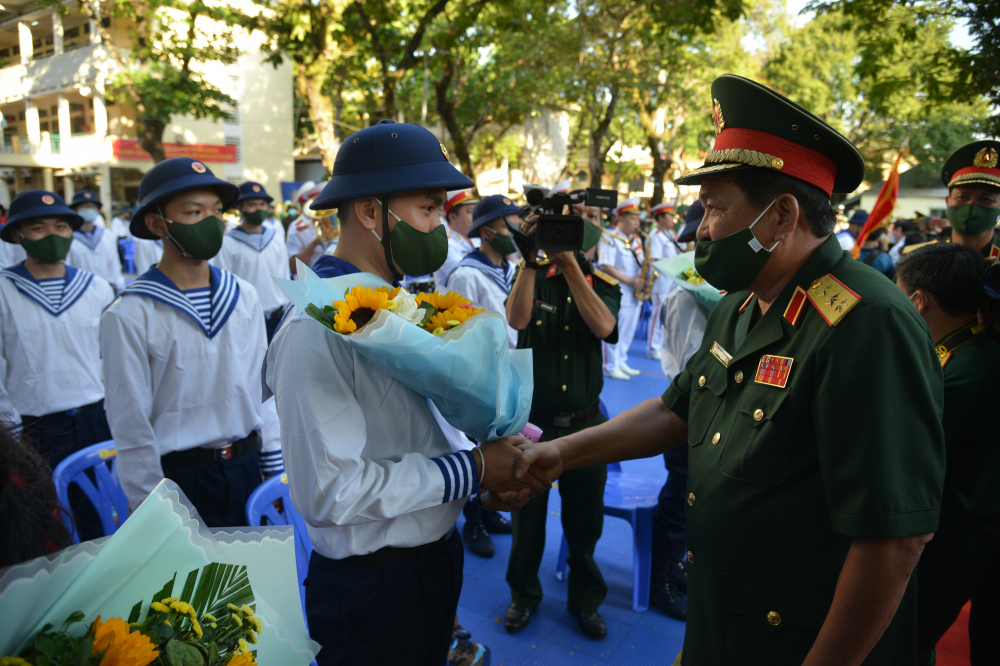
[187, 564, 254, 622]
[64, 611, 85, 625]
[179, 569, 200, 605]
[128, 600, 143, 624]
[304, 303, 337, 331]
[164, 638, 205, 666]
[417, 302, 437, 327]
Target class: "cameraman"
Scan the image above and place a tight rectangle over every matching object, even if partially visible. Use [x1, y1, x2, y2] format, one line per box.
[504, 192, 621, 639]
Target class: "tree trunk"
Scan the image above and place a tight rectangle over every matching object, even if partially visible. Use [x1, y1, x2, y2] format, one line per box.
[588, 85, 620, 188]
[298, 67, 340, 173]
[138, 114, 166, 163]
[636, 90, 669, 204]
[434, 56, 475, 178]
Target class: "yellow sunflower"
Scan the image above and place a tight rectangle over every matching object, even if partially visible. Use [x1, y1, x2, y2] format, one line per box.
[225, 653, 257, 666]
[90, 616, 159, 666]
[331, 286, 398, 334]
[423, 305, 485, 334]
[415, 291, 470, 311]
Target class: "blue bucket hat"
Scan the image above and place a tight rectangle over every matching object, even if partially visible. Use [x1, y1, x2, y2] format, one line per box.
[471, 195, 521, 234]
[69, 189, 102, 209]
[234, 181, 273, 205]
[677, 200, 704, 243]
[312, 120, 474, 209]
[130, 157, 240, 240]
[847, 210, 868, 227]
[1, 190, 83, 243]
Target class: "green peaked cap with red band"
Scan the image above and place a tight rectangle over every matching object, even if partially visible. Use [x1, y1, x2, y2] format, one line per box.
[674, 74, 865, 197]
[941, 140, 1000, 190]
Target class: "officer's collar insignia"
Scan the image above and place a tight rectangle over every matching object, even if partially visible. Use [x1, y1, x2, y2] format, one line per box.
[936, 322, 983, 368]
[755, 354, 793, 388]
[806, 273, 860, 327]
[974, 147, 998, 169]
[990, 244, 1000, 260]
[782, 286, 808, 327]
[546, 264, 559, 279]
[712, 98, 725, 135]
[440, 143, 449, 159]
[191, 161, 207, 173]
[41, 195, 54, 205]
[710, 341, 733, 368]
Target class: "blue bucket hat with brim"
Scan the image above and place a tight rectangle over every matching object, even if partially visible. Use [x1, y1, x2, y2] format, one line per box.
[312, 120, 473, 209]
[471, 195, 521, 234]
[70, 189, 102, 209]
[1, 190, 83, 243]
[130, 157, 240, 240]
[234, 181, 274, 205]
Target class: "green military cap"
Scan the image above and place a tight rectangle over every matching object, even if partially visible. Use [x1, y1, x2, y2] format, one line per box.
[674, 74, 865, 196]
[941, 140, 1000, 190]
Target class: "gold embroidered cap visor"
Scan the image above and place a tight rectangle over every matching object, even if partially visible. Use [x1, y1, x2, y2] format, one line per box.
[941, 140, 1000, 191]
[674, 75, 865, 196]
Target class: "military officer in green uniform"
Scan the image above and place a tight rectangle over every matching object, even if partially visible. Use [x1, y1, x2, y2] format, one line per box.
[512, 75, 946, 665]
[894, 243, 1000, 665]
[941, 140, 1000, 261]
[503, 192, 621, 640]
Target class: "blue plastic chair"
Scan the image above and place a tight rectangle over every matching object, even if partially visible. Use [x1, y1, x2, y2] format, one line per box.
[52, 440, 130, 543]
[554, 402, 663, 611]
[118, 237, 136, 274]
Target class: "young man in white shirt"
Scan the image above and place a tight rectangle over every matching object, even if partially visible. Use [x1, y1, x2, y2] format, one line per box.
[265, 120, 549, 666]
[645, 202, 681, 359]
[0, 190, 115, 539]
[66, 190, 126, 294]
[285, 181, 330, 275]
[434, 189, 478, 287]
[212, 181, 290, 341]
[101, 158, 283, 525]
[598, 198, 644, 380]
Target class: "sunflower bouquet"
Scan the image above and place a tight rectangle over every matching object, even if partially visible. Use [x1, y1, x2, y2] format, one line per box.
[304, 285, 486, 337]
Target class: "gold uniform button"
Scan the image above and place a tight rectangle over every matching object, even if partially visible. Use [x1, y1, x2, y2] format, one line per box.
[536, 320, 542, 326]
[563, 355, 569, 360]
[686, 550, 694, 563]
[767, 611, 781, 626]
[562, 385, 567, 391]
[712, 432, 721, 445]
[698, 375, 706, 387]
[567, 297, 572, 303]
[735, 370, 744, 383]
[564, 325, 570, 331]
[688, 493, 696, 506]
[754, 409, 764, 422]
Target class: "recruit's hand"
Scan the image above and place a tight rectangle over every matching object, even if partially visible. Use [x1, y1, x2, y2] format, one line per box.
[514, 439, 564, 484]
[479, 488, 531, 512]
[480, 437, 553, 498]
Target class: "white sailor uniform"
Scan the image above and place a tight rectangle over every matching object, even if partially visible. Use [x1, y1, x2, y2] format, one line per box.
[211, 226, 291, 339]
[434, 228, 478, 288]
[132, 238, 163, 276]
[67, 226, 126, 293]
[100, 266, 283, 520]
[646, 226, 680, 357]
[0, 242, 26, 269]
[285, 214, 325, 270]
[446, 250, 518, 348]
[598, 230, 643, 372]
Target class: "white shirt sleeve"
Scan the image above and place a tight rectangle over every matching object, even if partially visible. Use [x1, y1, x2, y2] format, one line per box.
[242, 283, 285, 477]
[445, 267, 478, 302]
[597, 239, 616, 269]
[266, 322, 477, 528]
[100, 306, 163, 508]
[660, 288, 709, 378]
[104, 236, 126, 293]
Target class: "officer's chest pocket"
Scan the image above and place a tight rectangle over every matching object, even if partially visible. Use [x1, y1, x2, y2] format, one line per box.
[721, 572, 833, 665]
[719, 387, 791, 485]
[686, 357, 728, 447]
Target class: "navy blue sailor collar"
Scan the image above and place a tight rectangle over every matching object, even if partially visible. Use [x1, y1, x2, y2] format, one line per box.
[228, 225, 276, 252]
[1, 262, 94, 317]
[458, 249, 514, 292]
[73, 225, 104, 251]
[122, 264, 240, 338]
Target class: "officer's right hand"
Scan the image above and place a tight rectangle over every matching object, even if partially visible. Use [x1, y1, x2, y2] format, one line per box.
[480, 438, 552, 497]
[514, 440, 564, 483]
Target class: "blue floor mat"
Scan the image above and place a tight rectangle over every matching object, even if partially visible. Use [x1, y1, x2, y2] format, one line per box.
[456, 336, 683, 665]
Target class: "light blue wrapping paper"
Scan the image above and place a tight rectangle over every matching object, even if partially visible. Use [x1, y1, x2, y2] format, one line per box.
[0, 480, 319, 663]
[655, 252, 725, 312]
[276, 263, 533, 442]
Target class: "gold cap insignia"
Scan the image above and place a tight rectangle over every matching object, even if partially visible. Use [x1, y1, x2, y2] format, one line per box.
[712, 98, 726, 135]
[974, 147, 998, 169]
[503, 198, 511, 205]
[440, 143, 449, 159]
[41, 195, 54, 204]
[83, 192, 92, 198]
[191, 161, 207, 173]
[252, 184, 261, 192]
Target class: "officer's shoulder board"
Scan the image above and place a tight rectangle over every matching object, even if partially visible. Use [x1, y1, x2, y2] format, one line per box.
[783, 273, 861, 327]
[537, 258, 552, 267]
[592, 268, 619, 286]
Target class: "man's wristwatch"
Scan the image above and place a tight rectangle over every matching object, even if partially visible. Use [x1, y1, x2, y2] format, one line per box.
[518, 258, 541, 271]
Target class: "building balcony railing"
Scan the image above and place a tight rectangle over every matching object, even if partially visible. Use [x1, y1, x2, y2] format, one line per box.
[1, 133, 62, 154]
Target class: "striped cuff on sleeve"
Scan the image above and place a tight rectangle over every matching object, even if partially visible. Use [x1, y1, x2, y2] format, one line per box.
[259, 449, 285, 477]
[431, 449, 479, 503]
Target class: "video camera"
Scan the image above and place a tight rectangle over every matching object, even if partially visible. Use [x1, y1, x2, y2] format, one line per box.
[507, 187, 618, 254]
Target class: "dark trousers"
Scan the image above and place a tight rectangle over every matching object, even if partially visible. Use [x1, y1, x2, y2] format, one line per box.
[22, 402, 112, 541]
[265, 306, 287, 343]
[161, 449, 262, 527]
[507, 463, 608, 613]
[652, 445, 688, 587]
[917, 527, 1000, 665]
[305, 531, 464, 666]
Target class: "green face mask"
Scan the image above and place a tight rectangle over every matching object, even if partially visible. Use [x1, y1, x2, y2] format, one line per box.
[947, 203, 1000, 235]
[372, 199, 449, 277]
[243, 209, 269, 227]
[581, 220, 603, 253]
[21, 233, 74, 264]
[162, 214, 226, 261]
[484, 227, 517, 256]
[694, 199, 779, 292]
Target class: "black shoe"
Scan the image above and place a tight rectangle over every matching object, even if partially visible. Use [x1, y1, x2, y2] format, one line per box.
[462, 521, 494, 558]
[481, 510, 512, 534]
[651, 580, 687, 620]
[504, 602, 532, 633]
[573, 610, 607, 640]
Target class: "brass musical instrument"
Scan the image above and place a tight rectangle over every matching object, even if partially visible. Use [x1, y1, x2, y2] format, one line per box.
[303, 198, 339, 243]
[635, 231, 657, 301]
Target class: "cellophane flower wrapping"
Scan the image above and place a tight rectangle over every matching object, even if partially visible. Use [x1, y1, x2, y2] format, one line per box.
[0, 479, 319, 664]
[655, 253, 725, 311]
[276, 261, 533, 442]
